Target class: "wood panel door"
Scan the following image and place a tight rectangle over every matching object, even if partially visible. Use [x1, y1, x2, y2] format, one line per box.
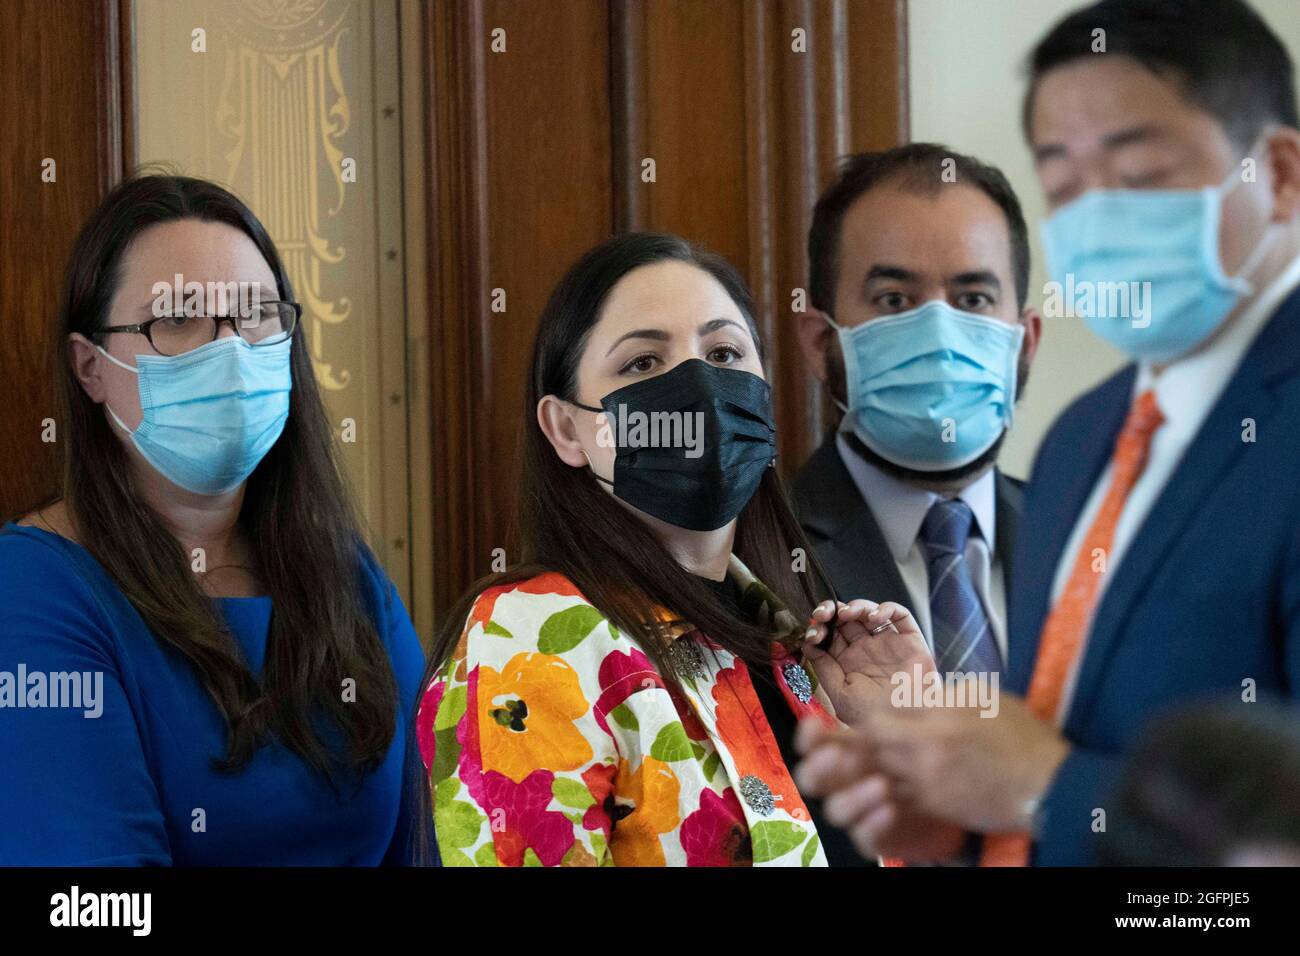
[423, 0, 907, 619]
[0, 0, 131, 520]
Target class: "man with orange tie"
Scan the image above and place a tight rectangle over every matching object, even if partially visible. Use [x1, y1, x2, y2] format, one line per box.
[794, 0, 1300, 866]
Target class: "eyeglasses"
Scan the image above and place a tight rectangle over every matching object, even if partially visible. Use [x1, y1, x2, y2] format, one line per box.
[98, 301, 301, 357]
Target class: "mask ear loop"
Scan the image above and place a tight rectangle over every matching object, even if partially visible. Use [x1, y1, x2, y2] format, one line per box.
[819, 313, 852, 416]
[569, 398, 616, 486]
[1230, 222, 1279, 292]
[96, 344, 140, 374]
[95, 344, 139, 437]
[1218, 130, 1283, 290]
[581, 450, 614, 487]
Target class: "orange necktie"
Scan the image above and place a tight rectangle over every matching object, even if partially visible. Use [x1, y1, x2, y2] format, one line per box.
[980, 389, 1165, 867]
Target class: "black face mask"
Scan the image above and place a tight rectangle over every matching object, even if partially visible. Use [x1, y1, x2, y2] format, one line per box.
[573, 358, 777, 532]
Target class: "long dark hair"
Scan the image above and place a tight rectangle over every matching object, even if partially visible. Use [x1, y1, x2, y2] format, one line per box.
[26, 173, 398, 781]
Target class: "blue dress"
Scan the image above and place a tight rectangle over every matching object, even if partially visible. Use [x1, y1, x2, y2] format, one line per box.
[0, 522, 431, 865]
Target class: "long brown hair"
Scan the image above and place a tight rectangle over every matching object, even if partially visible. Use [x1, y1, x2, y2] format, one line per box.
[424, 231, 835, 696]
[24, 173, 398, 782]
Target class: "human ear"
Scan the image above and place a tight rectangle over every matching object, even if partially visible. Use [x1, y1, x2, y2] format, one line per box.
[796, 307, 835, 383]
[68, 333, 107, 403]
[537, 394, 592, 468]
[1018, 306, 1043, 369]
[1261, 127, 1300, 224]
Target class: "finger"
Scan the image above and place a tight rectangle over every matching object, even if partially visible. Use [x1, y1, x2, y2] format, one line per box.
[794, 739, 872, 796]
[823, 773, 890, 828]
[804, 638, 846, 699]
[837, 598, 878, 623]
[800, 622, 828, 648]
[794, 715, 837, 755]
[866, 601, 918, 635]
[810, 600, 837, 623]
[851, 802, 897, 859]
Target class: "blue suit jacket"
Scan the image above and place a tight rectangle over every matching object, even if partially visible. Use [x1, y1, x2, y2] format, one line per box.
[1013, 287, 1300, 865]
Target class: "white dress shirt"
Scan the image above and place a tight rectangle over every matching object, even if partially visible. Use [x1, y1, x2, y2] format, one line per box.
[1047, 252, 1300, 723]
[835, 433, 1008, 662]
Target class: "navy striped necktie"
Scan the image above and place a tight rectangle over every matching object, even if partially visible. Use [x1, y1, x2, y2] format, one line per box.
[918, 498, 1002, 676]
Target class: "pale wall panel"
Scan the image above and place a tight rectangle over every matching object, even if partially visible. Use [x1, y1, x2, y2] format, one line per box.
[132, 0, 420, 612]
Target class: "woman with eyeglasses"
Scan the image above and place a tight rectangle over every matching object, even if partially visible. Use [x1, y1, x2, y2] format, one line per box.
[0, 175, 428, 865]
[414, 232, 939, 867]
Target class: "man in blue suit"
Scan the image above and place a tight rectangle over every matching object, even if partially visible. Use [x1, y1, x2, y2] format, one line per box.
[794, 0, 1300, 865]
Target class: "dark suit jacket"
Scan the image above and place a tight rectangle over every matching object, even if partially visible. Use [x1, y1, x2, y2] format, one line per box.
[1010, 287, 1300, 865]
[789, 436, 1025, 866]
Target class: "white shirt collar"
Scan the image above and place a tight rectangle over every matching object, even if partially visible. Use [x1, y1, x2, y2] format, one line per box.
[835, 432, 997, 562]
[1135, 252, 1300, 422]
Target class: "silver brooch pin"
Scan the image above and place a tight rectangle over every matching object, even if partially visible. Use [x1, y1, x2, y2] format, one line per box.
[782, 661, 813, 703]
[739, 774, 775, 816]
[667, 638, 707, 680]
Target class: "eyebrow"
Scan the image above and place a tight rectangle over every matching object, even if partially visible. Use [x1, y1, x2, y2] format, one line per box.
[860, 264, 918, 300]
[951, 270, 1001, 291]
[138, 300, 285, 314]
[604, 317, 749, 356]
[864, 264, 920, 284]
[1101, 124, 1166, 151]
[860, 265, 1001, 301]
[1034, 124, 1167, 163]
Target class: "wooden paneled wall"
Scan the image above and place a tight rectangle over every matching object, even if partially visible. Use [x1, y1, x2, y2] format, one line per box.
[0, 0, 904, 619]
[423, 0, 907, 617]
[0, 0, 132, 520]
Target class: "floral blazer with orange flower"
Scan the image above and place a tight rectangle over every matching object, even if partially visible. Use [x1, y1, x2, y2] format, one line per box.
[415, 555, 838, 867]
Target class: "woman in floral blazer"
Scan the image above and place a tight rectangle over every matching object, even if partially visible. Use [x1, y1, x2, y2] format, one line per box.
[415, 233, 932, 867]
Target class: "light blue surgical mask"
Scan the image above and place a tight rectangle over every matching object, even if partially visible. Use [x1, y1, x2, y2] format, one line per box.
[826, 300, 1024, 472]
[1041, 150, 1276, 363]
[97, 334, 292, 495]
